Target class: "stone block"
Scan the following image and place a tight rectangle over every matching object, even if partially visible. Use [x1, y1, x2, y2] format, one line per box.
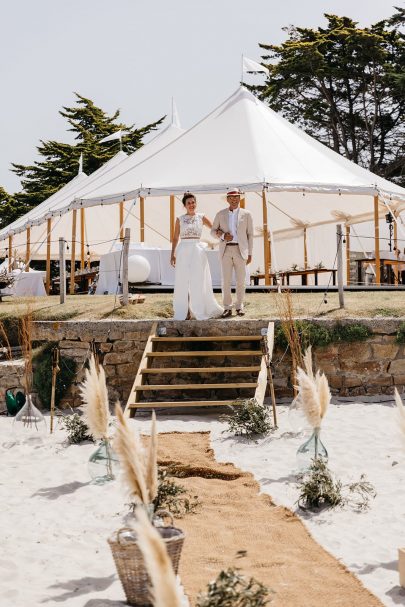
[104, 365, 116, 378]
[103, 351, 136, 365]
[371, 344, 399, 360]
[59, 340, 90, 350]
[59, 349, 89, 361]
[339, 343, 372, 366]
[389, 359, 405, 375]
[99, 343, 113, 353]
[116, 363, 138, 378]
[328, 375, 343, 389]
[364, 375, 392, 388]
[113, 340, 136, 352]
[343, 376, 362, 388]
[393, 375, 405, 386]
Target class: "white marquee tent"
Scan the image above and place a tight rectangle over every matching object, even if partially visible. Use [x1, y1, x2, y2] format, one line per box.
[2, 87, 404, 287]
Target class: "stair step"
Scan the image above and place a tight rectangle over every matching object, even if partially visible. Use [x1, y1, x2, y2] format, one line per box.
[135, 383, 257, 391]
[151, 336, 261, 342]
[141, 366, 261, 374]
[146, 350, 261, 358]
[129, 400, 237, 409]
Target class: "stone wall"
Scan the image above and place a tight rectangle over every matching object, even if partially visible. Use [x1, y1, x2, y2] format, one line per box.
[27, 318, 405, 408]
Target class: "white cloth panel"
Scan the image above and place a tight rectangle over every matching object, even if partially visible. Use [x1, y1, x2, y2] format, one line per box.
[2, 270, 46, 297]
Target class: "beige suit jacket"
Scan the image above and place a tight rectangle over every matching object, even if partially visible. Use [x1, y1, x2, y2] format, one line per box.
[211, 207, 254, 260]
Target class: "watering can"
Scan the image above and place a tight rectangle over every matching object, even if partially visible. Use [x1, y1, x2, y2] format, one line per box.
[5, 388, 26, 416]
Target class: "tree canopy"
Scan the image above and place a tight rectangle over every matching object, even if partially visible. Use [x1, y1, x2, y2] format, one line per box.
[0, 94, 164, 227]
[250, 8, 405, 185]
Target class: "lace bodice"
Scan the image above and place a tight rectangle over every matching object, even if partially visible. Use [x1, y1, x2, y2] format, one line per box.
[179, 213, 204, 239]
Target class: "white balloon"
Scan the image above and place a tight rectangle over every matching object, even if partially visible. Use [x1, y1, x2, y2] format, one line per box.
[127, 255, 151, 283]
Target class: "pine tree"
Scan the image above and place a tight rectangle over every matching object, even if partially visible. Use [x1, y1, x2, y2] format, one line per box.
[249, 9, 405, 185]
[10, 93, 164, 211]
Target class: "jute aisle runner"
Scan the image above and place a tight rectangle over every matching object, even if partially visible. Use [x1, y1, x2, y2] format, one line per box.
[156, 431, 383, 607]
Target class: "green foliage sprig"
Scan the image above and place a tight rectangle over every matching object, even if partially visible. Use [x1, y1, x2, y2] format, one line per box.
[222, 399, 273, 438]
[275, 321, 371, 350]
[196, 568, 271, 607]
[33, 344, 77, 409]
[396, 323, 405, 343]
[59, 412, 93, 444]
[297, 458, 376, 511]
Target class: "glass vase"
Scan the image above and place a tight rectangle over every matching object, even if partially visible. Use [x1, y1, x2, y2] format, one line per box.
[296, 427, 328, 471]
[288, 396, 307, 434]
[12, 394, 47, 446]
[88, 438, 119, 484]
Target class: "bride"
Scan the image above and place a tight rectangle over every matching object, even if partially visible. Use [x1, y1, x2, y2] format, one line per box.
[170, 193, 223, 320]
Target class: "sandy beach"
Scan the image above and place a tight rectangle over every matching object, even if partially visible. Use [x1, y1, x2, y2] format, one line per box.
[2, 400, 405, 606]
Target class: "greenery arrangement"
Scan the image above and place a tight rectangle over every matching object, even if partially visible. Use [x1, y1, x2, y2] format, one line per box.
[59, 412, 93, 444]
[196, 568, 271, 607]
[152, 468, 200, 518]
[297, 458, 376, 511]
[275, 321, 371, 350]
[222, 398, 273, 438]
[33, 344, 77, 409]
[396, 323, 405, 343]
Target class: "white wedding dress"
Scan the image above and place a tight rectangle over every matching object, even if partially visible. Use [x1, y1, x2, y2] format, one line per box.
[173, 213, 223, 320]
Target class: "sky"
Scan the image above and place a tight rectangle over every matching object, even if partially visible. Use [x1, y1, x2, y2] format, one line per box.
[0, 0, 395, 193]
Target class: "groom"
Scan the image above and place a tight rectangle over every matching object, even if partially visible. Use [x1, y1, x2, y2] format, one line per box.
[211, 189, 253, 318]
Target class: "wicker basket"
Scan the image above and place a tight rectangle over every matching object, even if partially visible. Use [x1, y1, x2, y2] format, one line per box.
[108, 517, 185, 606]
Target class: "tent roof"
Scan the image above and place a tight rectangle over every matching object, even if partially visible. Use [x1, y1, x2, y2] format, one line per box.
[0, 120, 184, 239]
[77, 87, 405, 207]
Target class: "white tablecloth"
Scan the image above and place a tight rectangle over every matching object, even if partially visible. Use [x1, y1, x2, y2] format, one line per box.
[2, 270, 46, 297]
[96, 244, 248, 294]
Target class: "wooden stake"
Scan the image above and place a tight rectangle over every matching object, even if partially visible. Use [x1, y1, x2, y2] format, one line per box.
[69, 209, 77, 295]
[345, 225, 351, 285]
[374, 195, 380, 285]
[393, 212, 399, 283]
[8, 234, 12, 272]
[240, 196, 245, 209]
[59, 237, 66, 304]
[50, 347, 59, 434]
[303, 227, 308, 270]
[46, 219, 52, 294]
[262, 190, 270, 285]
[119, 201, 124, 242]
[25, 227, 31, 271]
[337, 224, 344, 308]
[122, 227, 130, 306]
[170, 195, 175, 242]
[80, 208, 85, 270]
[140, 196, 145, 242]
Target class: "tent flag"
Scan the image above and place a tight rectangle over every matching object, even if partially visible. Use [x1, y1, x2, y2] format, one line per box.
[99, 130, 130, 144]
[242, 56, 269, 75]
[171, 97, 181, 128]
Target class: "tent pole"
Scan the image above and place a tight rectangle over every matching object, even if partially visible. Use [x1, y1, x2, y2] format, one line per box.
[140, 196, 145, 242]
[80, 208, 85, 270]
[119, 201, 124, 242]
[25, 227, 31, 271]
[393, 211, 398, 283]
[262, 190, 270, 285]
[374, 195, 380, 285]
[240, 196, 245, 209]
[46, 219, 52, 294]
[170, 195, 175, 242]
[303, 227, 308, 270]
[69, 210, 77, 295]
[8, 235, 12, 272]
[345, 225, 351, 285]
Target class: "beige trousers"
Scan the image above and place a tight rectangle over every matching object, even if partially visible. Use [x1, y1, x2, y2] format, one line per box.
[221, 245, 246, 310]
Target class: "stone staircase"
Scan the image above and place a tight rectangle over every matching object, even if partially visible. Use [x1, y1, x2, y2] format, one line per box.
[125, 322, 275, 415]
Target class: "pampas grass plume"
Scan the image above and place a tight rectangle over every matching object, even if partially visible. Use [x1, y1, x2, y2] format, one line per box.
[296, 366, 321, 428]
[394, 388, 405, 436]
[80, 355, 109, 439]
[316, 371, 331, 420]
[302, 346, 314, 379]
[114, 403, 149, 504]
[133, 507, 182, 607]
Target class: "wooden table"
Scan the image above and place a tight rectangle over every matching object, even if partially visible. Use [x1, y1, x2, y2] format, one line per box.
[356, 258, 404, 285]
[251, 268, 337, 286]
[53, 269, 99, 294]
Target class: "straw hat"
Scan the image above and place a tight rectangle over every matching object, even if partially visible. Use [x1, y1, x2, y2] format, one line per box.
[222, 188, 243, 201]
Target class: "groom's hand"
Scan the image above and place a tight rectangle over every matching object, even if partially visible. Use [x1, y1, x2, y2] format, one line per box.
[224, 232, 233, 242]
[246, 255, 252, 265]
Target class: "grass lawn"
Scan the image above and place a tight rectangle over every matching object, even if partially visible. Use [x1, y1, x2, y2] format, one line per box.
[0, 291, 404, 322]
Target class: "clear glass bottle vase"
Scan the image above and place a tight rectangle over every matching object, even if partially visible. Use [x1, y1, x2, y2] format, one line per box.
[12, 394, 47, 446]
[88, 438, 119, 484]
[296, 427, 328, 471]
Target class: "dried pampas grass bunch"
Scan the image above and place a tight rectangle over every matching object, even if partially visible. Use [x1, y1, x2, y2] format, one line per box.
[132, 507, 182, 607]
[80, 355, 110, 440]
[114, 403, 158, 506]
[296, 346, 331, 429]
[394, 388, 405, 437]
